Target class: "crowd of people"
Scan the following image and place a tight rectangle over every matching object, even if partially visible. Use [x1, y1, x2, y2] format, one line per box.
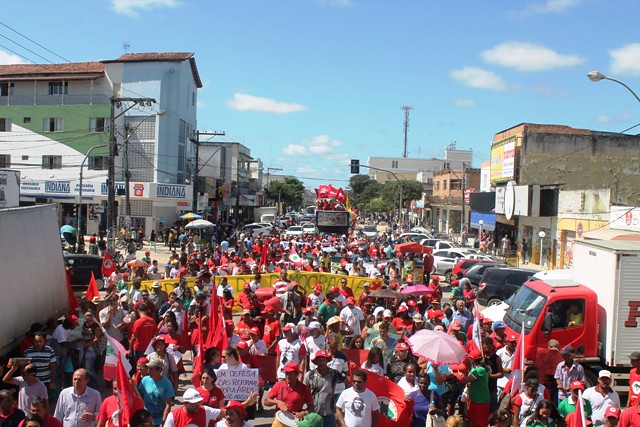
[2, 226, 640, 427]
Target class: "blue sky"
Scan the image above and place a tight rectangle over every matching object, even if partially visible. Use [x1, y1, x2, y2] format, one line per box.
[2, 0, 640, 188]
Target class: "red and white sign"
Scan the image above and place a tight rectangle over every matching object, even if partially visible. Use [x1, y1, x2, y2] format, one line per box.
[610, 206, 640, 232]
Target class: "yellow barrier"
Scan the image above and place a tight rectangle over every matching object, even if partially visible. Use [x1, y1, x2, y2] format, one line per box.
[140, 271, 384, 300]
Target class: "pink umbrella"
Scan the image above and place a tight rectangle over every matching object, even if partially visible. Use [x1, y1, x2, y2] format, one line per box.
[401, 285, 432, 296]
[408, 329, 468, 365]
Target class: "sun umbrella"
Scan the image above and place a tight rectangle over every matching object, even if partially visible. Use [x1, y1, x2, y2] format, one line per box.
[180, 212, 202, 220]
[60, 225, 76, 235]
[407, 329, 468, 365]
[127, 259, 149, 268]
[185, 219, 215, 229]
[369, 289, 406, 299]
[321, 247, 338, 253]
[401, 285, 433, 296]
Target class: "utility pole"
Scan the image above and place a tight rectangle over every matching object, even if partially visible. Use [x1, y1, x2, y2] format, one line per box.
[124, 123, 131, 230]
[461, 162, 466, 235]
[107, 96, 155, 253]
[401, 105, 413, 158]
[189, 130, 225, 212]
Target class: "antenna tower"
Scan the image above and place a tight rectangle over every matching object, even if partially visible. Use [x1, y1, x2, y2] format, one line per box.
[123, 42, 131, 54]
[401, 105, 413, 158]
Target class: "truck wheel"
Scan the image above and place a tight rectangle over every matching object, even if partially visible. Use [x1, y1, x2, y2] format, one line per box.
[445, 271, 452, 283]
[584, 368, 599, 389]
[487, 298, 502, 307]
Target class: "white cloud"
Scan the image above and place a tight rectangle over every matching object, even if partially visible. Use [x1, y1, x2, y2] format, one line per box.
[282, 135, 343, 157]
[449, 67, 507, 91]
[111, 0, 180, 17]
[453, 99, 476, 107]
[0, 51, 25, 65]
[196, 101, 206, 109]
[531, 82, 571, 98]
[609, 43, 640, 77]
[226, 93, 307, 114]
[510, 0, 582, 18]
[594, 112, 633, 124]
[481, 42, 584, 71]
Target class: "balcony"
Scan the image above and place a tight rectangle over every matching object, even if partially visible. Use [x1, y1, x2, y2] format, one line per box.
[0, 94, 110, 106]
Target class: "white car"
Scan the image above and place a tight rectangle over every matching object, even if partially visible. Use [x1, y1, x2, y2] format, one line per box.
[396, 233, 430, 245]
[285, 226, 304, 237]
[243, 223, 272, 236]
[361, 225, 379, 238]
[302, 223, 317, 235]
[432, 248, 478, 280]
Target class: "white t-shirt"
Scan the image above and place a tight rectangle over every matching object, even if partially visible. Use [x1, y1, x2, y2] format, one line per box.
[334, 294, 347, 308]
[164, 406, 220, 427]
[336, 387, 380, 427]
[496, 346, 515, 389]
[215, 421, 253, 427]
[249, 339, 268, 355]
[276, 338, 304, 379]
[583, 386, 621, 425]
[340, 306, 365, 337]
[304, 335, 327, 370]
[397, 377, 419, 396]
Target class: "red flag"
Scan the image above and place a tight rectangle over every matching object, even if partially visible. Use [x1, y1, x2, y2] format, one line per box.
[86, 272, 100, 302]
[566, 389, 587, 427]
[364, 371, 414, 427]
[191, 313, 204, 387]
[116, 355, 134, 427]
[258, 244, 268, 270]
[101, 251, 116, 277]
[65, 268, 78, 312]
[206, 294, 228, 352]
[511, 322, 526, 392]
[472, 300, 484, 357]
[181, 306, 189, 339]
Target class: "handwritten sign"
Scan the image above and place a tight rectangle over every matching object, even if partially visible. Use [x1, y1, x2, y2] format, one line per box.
[214, 368, 259, 400]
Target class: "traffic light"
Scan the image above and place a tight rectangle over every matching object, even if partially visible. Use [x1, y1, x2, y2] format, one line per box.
[350, 159, 360, 174]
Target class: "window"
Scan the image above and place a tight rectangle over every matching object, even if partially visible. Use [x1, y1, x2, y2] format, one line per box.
[42, 155, 62, 169]
[392, 160, 398, 169]
[192, 92, 195, 107]
[550, 299, 585, 329]
[21, 155, 28, 161]
[88, 156, 108, 170]
[0, 154, 10, 168]
[90, 117, 109, 132]
[0, 118, 11, 132]
[48, 81, 68, 95]
[443, 180, 447, 190]
[23, 117, 31, 124]
[43, 118, 63, 132]
[0, 82, 13, 96]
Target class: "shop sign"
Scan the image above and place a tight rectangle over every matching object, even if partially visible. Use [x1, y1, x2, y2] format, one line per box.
[45, 181, 70, 194]
[156, 184, 186, 199]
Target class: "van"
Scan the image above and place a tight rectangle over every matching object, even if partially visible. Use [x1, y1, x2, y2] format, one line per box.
[477, 267, 537, 306]
[260, 214, 277, 223]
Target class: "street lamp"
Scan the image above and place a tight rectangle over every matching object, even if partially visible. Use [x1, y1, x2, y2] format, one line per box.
[538, 230, 546, 266]
[587, 71, 640, 104]
[478, 219, 484, 240]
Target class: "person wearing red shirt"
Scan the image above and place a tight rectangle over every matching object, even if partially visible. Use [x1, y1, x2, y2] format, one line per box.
[427, 276, 443, 301]
[628, 351, 640, 407]
[129, 304, 157, 359]
[265, 363, 314, 420]
[391, 306, 413, 333]
[22, 396, 61, 427]
[338, 278, 354, 299]
[195, 368, 225, 409]
[236, 311, 257, 341]
[97, 379, 145, 427]
[133, 291, 157, 319]
[237, 284, 253, 311]
[261, 307, 281, 355]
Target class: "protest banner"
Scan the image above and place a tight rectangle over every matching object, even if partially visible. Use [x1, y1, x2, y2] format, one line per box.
[254, 355, 278, 383]
[214, 367, 259, 401]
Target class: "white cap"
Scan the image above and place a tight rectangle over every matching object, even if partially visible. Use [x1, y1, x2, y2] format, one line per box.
[598, 369, 612, 379]
[182, 388, 203, 403]
[383, 309, 393, 318]
[308, 321, 322, 330]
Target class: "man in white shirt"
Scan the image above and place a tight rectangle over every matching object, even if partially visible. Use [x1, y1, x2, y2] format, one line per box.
[303, 322, 326, 370]
[583, 370, 621, 426]
[336, 369, 380, 427]
[339, 297, 365, 346]
[496, 334, 518, 394]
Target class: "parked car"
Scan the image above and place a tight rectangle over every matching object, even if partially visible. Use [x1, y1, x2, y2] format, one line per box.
[432, 249, 478, 281]
[301, 223, 317, 235]
[464, 262, 501, 288]
[420, 239, 460, 251]
[243, 222, 273, 236]
[64, 253, 104, 289]
[476, 267, 538, 307]
[361, 225, 379, 239]
[395, 233, 430, 245]
[452, 258, 498, 278]
[284, 226, 304, 237]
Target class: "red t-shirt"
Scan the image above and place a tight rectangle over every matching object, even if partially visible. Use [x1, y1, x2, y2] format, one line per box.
[132, 316, 157, 351]
[339, 287, 354, 298]
[263, 319, 281, 349]
[619, 404, 640, 427]
[267, 380, 313, 413]
[196, 386, 225, 408]
[238, 291, 252, 311]
[97, 395, 145, 427]
[18, 415, 62, 427]
[391, 317, 413, 332]
[630, 367, 640, 406]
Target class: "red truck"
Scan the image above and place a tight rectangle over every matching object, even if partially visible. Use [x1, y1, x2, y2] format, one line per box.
[502, 239, 640, 397]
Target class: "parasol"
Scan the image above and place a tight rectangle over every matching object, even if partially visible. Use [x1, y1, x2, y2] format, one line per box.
[407, 329, 468, 365]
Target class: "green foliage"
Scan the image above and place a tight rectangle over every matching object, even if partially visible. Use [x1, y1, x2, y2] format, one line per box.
[366, 197, 393, 213]
[348, 174, 374, 195]
[382, 180, 424, 209]
[266, 178, 305, 209]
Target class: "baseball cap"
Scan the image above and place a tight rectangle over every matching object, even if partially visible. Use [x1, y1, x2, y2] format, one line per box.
[236, 341, 248, 349]
[507, 334, 518, 342]
[605, 406, 620, 419]
[283, 362, 300, 373]
[468, 349, 482, 359]
[243, 283, 251, 290]
[330, 286, 340, 293]
[397, 305, 407, 313]
[307, 321, 322, 331]
[304, 306, 314, 314]
[225, 319, 235, 327]
[413, 313, 424, 323]
[561, 345, 575, 355]
[223, 401, 247, 418]
[598, 370, 612, 379]
[147, 358, 164, 369]
[483, 317, 493, 324]
[346, 296, 356, 304]
[249, 327, 260, 335]
[428, 309, 445, 320]
[396, 343, 410, 351]
[450, 320, 462, 331]
[182, 388, 204, 403]
[383, 309, 393, 318]
[407, 299, 417, 307]
[492, 320, 506, 330]
[313, 350, 333, 361]
[571, 380, 585, 390]
[432, 275, 440, 281]
[314, 284, 323, 293]
[282, 322, 296, 332]
[629, 351, 640, 360]
[136, 357, 149, 365]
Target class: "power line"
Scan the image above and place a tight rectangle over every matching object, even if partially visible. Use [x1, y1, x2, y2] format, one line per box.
[0, 32, 55, 64]
[0, 20, 71, 62]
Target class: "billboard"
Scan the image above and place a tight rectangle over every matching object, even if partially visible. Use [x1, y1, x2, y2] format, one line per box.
[0, 169, 20, 208]
[316, 210, 349, 227]
[490, 135, 517, 183]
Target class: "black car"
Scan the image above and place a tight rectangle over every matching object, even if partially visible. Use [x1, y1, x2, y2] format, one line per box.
[476, 267, 536, 306]
[64, 253, 104, 289]
[465, 263, 501, 289]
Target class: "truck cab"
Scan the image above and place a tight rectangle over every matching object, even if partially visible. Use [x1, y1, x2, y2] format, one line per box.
[503, 279, 599, 365]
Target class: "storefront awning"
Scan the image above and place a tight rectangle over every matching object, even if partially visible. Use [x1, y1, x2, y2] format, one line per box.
[582, 228, 640, 241]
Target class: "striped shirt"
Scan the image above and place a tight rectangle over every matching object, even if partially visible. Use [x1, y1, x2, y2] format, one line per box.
[23, 345, 56, 383]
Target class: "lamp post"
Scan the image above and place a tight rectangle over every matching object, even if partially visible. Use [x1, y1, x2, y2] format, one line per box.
[588, 71, 640, 103]
[538, 230, 546, 266]
[76, 144, 108, 252]
[478, 219, 484, 240]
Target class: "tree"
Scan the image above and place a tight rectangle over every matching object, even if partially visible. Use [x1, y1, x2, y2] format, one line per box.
[381, 180, 424, 209]
[348, 174, 374, 196]
[355, 181, 383, 210]
[266, 178, 305, 210]
[366, 197, 393, 214]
